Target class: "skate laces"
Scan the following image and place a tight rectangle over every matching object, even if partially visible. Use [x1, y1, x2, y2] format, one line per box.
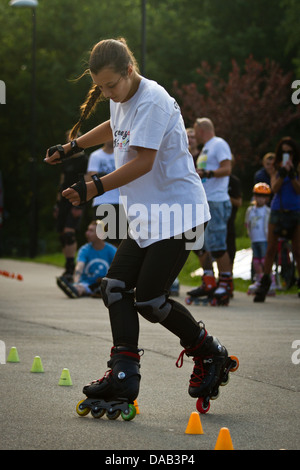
[176, 350, 211, 386]
[175, 350, 186, 368]
[189, 356, 212, 386]
[88, 369, 112, 386]
[176, 324, 207, 369]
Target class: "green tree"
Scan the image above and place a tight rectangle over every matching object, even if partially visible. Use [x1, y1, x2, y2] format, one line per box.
[0, 0, 299, 255]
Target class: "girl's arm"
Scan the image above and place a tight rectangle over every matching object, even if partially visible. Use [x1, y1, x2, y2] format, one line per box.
[44, 120, 113, 165]
[62, 147, 157, 205]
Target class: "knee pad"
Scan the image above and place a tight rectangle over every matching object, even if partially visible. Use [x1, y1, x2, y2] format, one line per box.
[60, 231, 76, 247]
[100, 277, 134, 308]
[136, 295, 171, 324]
[211, 249, 226, 259]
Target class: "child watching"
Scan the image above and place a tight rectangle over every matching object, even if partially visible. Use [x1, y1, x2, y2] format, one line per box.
[245, 183, 272, 294]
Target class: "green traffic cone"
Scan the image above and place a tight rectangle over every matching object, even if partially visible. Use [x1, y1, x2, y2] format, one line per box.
[58, 368, 72, 386]
[30, 356, 44, 373]
[7, 346, 20, 363]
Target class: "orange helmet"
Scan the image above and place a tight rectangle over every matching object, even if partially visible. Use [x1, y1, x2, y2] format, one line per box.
[253, 182, 271, 195]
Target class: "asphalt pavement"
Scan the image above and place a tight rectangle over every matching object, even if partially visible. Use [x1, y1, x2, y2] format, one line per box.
[0, 258, 299, 452]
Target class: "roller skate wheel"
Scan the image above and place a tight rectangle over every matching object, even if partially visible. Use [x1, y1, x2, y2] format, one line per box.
[210, 388, 220, 400]
[230, 356, 239, 372]
[106, 409, 121, 420]
[185, 296, 192, 305]
[121, 403, 137, 421]
[76, 399, 90, 417]
[196, 397, 210, 414]
[91, 408, 105, 419]
[220, 375, 229, 386]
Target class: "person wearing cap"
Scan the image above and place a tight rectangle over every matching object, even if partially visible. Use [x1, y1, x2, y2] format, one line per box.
[245, 183, 272, 295]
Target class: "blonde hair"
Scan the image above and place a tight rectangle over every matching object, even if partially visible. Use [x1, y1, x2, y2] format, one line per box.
[69, 38, 138, 140]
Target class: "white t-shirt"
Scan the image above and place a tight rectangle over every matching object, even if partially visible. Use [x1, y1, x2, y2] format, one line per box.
[87, 148, 120, 206]
[196, 136, 231, 202]
[245, 205, 270, 242]
[109, 77, 210, 248]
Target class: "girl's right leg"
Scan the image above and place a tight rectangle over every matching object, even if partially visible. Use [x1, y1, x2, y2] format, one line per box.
[82, 238, 147, 404]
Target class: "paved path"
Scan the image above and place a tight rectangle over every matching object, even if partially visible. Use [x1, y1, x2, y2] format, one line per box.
[0, 259, 299, 451]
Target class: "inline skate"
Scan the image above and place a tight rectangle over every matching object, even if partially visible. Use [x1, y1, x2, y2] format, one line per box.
[185, 274, 217, 306]
[176, 323, 239, 413]
[209, 274, 233, 306]
[253, 273, 271, 302]
[76, 346, 142, 421]
[247, 274, 262, 295]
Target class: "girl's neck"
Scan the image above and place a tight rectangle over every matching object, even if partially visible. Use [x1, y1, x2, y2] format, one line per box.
[124, 72, 142, 102]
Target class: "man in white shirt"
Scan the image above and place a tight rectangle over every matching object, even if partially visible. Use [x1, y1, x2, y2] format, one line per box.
[189, 118, 233, 305]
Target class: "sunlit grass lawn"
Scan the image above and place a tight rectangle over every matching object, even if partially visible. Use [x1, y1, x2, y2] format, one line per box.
[17, 236, 298, 294]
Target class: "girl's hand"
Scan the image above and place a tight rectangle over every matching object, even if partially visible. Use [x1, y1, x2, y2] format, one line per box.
[62, 180, 98, 206]
[44, 143, 71, 165]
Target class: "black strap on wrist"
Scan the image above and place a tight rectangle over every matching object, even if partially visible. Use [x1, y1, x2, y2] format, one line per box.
[66, 140, 84, 157]
[92, 174, 105, 196]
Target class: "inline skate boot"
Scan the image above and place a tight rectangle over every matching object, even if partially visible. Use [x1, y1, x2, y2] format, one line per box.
[76, 346, 142, 421]
[176, 323, 239, 413]
[185, 274, 217, 306]
[210, 274, 233, 306]
[253, 273, 271, 302]
[247, 274, 262, 295]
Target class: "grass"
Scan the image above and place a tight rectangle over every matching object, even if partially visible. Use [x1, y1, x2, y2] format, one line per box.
[9, 236, 298, 294]
[177, 250, 252, 293]
[13, 242, 253, 292]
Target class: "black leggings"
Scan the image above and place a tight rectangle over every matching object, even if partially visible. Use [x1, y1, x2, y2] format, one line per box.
[106, 232, 202, 348]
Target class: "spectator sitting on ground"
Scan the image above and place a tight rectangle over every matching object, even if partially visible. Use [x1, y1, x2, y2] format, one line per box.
[56, 220, 117, 298]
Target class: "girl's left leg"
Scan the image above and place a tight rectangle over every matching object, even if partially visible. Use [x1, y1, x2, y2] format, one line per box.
[135, 235, 201, 346]
[134, 234, 233, 404]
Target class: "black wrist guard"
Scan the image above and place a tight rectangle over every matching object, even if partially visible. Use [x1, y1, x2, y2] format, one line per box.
[66, 140, 84, 157]
[92, 174, 105, 196]
[48, 145, 66, 162]
[201, 170, 214, 179]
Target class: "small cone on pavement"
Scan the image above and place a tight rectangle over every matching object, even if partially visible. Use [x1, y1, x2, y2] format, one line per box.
[58, 368, 72, 386]
[7, 347, 20, 363]
[31, 356, 44, 373]
[185, 412, 204, 435]
[214, 427, 234, 450]
[134, 399, 140, 414]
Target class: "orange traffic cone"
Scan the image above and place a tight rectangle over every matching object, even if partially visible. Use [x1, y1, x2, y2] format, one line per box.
[214, 427, 234, 450]
[134, 399, 140, 414]
[185, 412, 204, 435]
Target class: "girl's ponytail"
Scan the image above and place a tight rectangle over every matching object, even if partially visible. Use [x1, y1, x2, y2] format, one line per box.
[69, 84, 103, 140]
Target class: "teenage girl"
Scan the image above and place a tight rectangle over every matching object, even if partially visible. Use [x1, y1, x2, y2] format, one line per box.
[45, 38, 235, 413]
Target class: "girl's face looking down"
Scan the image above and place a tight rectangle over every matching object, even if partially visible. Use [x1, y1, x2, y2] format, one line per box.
[91, 65, 140, 103]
